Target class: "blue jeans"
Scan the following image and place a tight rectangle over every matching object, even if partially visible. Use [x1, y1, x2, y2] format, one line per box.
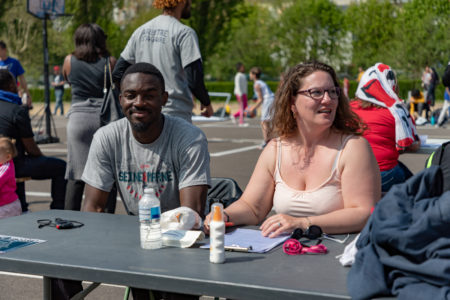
[14, 155, 67, 212]
[53, 89, 64, 115]
[381, 163, 408, 193]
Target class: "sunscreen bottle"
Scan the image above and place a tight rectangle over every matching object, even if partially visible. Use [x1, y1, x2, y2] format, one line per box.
[209, 203, 225, 263]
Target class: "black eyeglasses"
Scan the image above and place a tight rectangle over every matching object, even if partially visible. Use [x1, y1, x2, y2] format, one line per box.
[296, 87, 340, 100]
[37, 218, 84, 229]
[290, 225, 323, 240]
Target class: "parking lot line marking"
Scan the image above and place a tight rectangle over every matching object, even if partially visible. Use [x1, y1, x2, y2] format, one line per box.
[211, 145, 260, 157]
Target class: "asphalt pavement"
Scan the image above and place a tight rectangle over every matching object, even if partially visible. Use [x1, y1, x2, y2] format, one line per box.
[1, 105, 449, 299]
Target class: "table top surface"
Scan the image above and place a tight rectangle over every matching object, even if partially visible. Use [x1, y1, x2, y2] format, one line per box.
[0, 210, 354, 300]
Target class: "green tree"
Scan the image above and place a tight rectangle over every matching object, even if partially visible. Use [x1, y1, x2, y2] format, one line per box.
[205, 3, 279, 80]
[0, 0, 41, 80]
[276, 0, 347, 70]
[345, 0, 398, 77]
[64, 0, 124, 57]
[392, 0, 450, 78]
[186, 0, 245, 64]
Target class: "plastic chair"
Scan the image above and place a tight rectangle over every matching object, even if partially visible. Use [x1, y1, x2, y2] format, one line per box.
[205, 177, 243, 215]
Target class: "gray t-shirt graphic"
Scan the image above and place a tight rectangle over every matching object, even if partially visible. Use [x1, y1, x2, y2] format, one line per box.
[82, 115, 211, 215]
[121, 15, 202, 122]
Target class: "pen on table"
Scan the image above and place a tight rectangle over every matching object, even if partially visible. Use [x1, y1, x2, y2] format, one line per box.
[224, 245, 252, 252]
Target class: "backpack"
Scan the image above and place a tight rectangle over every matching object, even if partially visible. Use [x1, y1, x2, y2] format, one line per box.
[425, 141, 450, 192]
[443, 63, 450, 87]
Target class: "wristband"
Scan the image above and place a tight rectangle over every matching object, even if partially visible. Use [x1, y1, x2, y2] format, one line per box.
[223, 211, 230, 223]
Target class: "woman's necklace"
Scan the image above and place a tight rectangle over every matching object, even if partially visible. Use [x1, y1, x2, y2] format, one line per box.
[291, 144, 314, 171]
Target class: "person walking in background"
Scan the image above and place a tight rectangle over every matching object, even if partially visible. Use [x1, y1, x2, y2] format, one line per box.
[0, 137, 21, 219]
[112, 0, 213, 122]
[233, 62, 248, 125]
[62, 24, 117, 212]
[426, 66, 439, 110]
[350, 63, 420, 193]
[0, 40, 32, 108]
[247, 67, 274, 149]
[421, 66, 432, 100]
[343, 77, 350, 99]
[52, 65, 65, 116]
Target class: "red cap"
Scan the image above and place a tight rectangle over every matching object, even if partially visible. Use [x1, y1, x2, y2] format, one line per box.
[53, 65, 60, 71]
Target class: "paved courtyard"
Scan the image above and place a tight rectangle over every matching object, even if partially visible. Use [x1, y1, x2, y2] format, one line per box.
[1, 102, 449, 299]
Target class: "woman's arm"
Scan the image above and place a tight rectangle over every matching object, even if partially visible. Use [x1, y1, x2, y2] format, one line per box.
[308, 136, 380, 234]
[204, 140, 277, 230]
[62, 54, 71, 82]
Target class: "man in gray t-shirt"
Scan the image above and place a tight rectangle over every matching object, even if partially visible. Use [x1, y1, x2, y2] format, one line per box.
[114, 0, 213, 122]
[81, 62, 210, 217]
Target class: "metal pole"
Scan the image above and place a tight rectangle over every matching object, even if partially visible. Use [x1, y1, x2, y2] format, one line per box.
[37, 13, 59, 144]
[43, 15, 51, 138]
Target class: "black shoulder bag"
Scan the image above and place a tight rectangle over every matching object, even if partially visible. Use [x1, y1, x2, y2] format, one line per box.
[100, 57, 124, 127]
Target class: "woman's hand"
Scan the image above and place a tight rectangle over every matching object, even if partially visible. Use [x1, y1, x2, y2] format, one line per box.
[203, 212, 212, 234]
[203, 211, 228, 235]
[260, 214, 304, 238]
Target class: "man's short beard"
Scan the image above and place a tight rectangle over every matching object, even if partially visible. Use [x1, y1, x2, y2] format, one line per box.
[130, 120, 151, 132]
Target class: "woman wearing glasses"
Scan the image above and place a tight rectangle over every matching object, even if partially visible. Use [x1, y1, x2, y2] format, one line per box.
[205, 61, 380, 237]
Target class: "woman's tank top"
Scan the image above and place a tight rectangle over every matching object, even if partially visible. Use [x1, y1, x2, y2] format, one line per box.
[272, 136, 353, 217]
[68, 56, 109, 104]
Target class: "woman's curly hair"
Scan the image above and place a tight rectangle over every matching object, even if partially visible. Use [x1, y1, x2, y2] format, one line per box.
[267, 61, 366, 139]
[153, 0, 186, 9]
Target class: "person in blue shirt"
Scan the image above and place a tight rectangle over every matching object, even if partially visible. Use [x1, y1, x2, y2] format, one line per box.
[0, 40, 32, 107]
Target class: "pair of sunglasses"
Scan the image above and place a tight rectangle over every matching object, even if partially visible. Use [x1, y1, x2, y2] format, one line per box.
[290, 225, 323, 240]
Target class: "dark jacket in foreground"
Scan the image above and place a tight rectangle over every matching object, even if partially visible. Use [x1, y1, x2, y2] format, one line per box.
[348, 166, 450, 300]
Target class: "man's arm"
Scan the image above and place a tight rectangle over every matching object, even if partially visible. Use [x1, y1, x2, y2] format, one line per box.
[21, 137, 43, 156]
[179, 185, 208, 219]
[112, 56, 132, 87]
[82, 184, 110, 213]
[185, 59, 213, 117]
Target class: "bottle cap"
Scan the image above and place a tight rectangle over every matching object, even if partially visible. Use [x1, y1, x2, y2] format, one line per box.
[144, 187, 155, 194]
[212, 203, 223, 222]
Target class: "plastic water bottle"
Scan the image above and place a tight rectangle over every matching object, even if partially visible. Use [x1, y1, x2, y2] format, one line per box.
[139, 188, 162, 249]
[209, 202, 225, 263]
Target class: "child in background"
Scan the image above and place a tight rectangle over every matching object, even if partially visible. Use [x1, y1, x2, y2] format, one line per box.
[408, 89, 430, 125]
[247, 67, 275, 149]
[233, 62, 248, 126]
[0, 137, 21, 219]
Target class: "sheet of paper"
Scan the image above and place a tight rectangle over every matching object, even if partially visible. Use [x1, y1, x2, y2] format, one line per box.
[0, 235, 46, 254]
[201, 228, 290, 253]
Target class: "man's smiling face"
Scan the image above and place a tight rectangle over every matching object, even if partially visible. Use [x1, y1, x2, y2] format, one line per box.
[120, 72, 168, 133]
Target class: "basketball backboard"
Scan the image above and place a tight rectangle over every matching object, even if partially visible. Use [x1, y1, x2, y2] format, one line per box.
[27, 0, 65, 19]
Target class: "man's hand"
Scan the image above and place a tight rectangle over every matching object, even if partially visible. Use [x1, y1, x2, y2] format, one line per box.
[201, 104, 214, 117]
